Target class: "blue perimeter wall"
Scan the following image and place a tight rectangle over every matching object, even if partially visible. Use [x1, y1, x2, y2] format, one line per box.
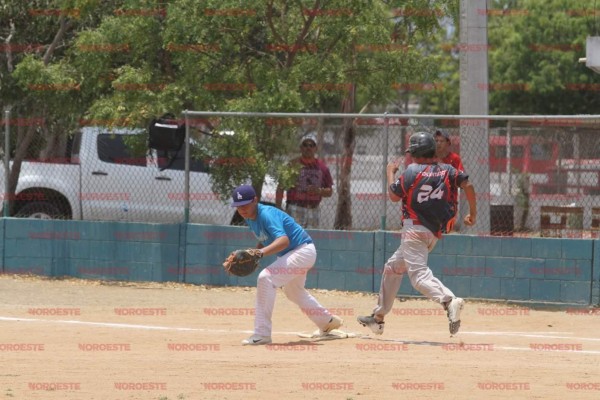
[1, 218, 598, 307]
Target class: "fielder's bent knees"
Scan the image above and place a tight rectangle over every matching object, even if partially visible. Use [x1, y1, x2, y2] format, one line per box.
[257, 270, 273, 287]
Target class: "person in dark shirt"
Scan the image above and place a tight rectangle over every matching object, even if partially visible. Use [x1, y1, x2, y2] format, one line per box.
[276, 133, 333, 228]
[358, 132, 477, 336]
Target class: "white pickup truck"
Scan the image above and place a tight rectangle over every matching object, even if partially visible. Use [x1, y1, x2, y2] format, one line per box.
[2, 127, 275, 224]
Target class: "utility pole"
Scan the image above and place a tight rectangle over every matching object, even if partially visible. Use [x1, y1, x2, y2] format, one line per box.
[459, 0, 491, 234]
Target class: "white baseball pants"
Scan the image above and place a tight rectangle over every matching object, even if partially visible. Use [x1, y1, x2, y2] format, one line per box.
[253, 243, 333, 337]
[372, 220, 455, 318]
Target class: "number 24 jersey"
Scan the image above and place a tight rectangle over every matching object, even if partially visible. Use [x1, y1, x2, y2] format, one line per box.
[391, 163, 469, 237]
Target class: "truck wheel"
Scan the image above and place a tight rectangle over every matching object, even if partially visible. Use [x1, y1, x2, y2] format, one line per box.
[14, 201, 65, 219]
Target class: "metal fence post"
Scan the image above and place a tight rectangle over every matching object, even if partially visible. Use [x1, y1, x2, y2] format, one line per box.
[4, 109, 10, 217]
[184, 110, 190, 224]
[381, 112, 389, 230]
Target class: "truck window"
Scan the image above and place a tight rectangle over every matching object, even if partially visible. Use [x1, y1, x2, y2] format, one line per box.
[530, 143, 552, 160]
[97, 134, 147, 166]
[493, 145, 506, 159]
[157, 149, 209, 173]
[511, 145, 524, 159]
[491, 145, 524, 159]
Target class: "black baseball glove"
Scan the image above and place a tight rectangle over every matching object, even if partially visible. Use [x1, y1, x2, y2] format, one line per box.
[222, 249, 263, 277]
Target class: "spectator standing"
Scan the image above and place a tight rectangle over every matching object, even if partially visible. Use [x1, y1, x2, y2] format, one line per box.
[435, 129, 464, 171]
[275, 133, 333, 228]
[435, 129, 465, 232]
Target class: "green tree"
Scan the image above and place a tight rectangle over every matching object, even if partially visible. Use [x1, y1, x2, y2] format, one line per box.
[416, 14, 460, 114]
[488, 0, 600, 114]
[1, 0, 115, 213]
[2, 0, 453, 227]
[419, 0, 600, 115]
[67, 0, 452, 228]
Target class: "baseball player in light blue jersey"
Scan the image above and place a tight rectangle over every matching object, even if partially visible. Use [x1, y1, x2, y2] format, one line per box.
[358, 132, 477, 336]
[231, 184, 343, 345]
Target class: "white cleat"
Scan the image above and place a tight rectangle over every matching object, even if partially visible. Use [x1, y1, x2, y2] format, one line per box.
[446, 297, 465, 335]
[321, 315, 343, 334]
[242, 334, 272, 345]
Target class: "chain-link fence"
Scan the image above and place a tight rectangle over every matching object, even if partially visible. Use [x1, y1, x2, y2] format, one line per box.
[2, 111, 600, 238]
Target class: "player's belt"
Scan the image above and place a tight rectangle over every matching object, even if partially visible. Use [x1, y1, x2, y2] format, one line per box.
[287, 201, 319, 209]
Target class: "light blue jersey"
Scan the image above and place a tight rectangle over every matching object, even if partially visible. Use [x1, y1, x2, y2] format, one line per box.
[246, 204, 313, 257]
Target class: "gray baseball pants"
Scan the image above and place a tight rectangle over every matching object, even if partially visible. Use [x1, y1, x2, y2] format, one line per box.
[372, 220, 455, 319]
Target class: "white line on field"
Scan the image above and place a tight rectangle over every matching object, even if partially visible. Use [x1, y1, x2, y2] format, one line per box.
[462, 331, 600, 342]
[2, 317, 600, 354]
[493, 346, 600, 355]
[0, 316, 250, 334]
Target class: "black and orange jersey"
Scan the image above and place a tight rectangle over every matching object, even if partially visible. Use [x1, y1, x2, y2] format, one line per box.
[390, 163, 469, 237]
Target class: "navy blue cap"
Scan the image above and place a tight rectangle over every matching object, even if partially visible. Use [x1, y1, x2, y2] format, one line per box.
[435, 129, 451, 144]
[230, 184, 256, 207]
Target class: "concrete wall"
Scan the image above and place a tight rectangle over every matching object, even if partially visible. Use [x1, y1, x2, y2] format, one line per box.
[1, 219, 598, 306]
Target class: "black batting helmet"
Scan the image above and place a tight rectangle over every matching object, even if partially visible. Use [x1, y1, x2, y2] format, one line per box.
[405, 132, 436, 158]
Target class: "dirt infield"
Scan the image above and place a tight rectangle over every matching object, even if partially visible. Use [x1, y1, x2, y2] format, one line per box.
[0, 274, 599, 400]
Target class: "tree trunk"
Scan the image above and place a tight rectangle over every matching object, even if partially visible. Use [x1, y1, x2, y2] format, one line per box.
[333, 85, 356, 230]
[39, 124, 69, 161]
[7, 120, 38, 214]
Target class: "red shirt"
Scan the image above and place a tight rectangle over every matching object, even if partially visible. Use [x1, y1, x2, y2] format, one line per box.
[286, 158, 333, 207]
[438, 152, 464, 209]
[439, 152, 465, 172]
